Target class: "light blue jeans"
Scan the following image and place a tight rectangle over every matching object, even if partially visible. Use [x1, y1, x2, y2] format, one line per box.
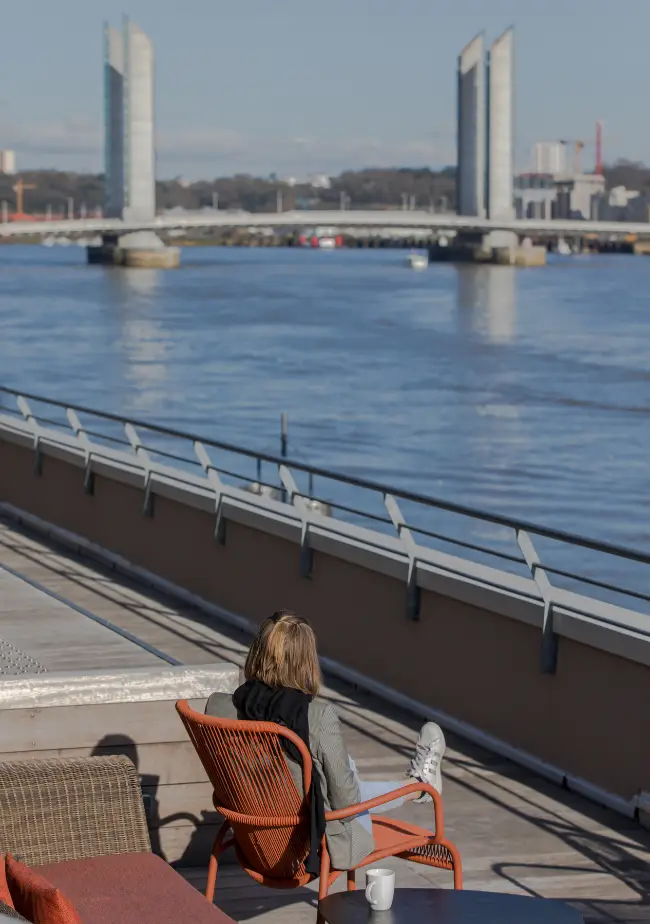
[348, 757, 406, 833]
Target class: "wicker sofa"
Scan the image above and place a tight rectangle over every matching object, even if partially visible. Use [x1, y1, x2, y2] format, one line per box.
[0, 755, 234, 924]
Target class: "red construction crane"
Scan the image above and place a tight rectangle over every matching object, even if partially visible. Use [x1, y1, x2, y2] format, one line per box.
[595, 121, 603, 176]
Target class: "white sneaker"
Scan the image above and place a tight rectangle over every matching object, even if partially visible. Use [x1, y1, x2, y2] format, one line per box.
[406, 722, 445, 803]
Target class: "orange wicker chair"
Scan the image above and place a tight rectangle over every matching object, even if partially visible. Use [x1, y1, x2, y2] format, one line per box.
[176, 700, 462, 903]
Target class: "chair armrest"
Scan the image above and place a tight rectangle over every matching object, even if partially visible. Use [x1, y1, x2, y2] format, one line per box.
[0, 755, 151, 866]
[325, 781, 445, 837]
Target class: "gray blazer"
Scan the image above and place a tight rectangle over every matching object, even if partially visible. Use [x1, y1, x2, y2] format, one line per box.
[204, 692, 374, 870]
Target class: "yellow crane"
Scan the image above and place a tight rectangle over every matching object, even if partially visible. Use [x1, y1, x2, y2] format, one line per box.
[12, 178, 36, 217]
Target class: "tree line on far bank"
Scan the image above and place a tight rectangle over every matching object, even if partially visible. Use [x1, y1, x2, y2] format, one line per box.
[0, 167, 457, 215]
[0, 160, 647, 216]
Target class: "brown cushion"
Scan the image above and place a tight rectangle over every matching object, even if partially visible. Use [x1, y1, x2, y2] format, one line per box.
[5, 857, 81, 924]
[35, 853, 235, 924]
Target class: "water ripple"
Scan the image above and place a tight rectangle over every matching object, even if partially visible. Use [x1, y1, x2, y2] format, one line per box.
[1, 245, 649, 597]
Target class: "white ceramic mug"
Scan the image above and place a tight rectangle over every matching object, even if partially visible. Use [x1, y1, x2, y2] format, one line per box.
[365, 868, 395, 912]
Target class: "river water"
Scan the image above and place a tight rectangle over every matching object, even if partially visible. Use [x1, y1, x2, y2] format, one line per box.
[1, 245, 649, 602]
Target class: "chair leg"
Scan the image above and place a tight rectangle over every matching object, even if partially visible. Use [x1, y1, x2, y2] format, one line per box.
[205, 852, 219, 902]
[317, 870, 333, 924]
[205, 821, 230, 902]
[318, 842, 331, 902]
[444, 839, 463, 890]
[347, 870, 356, 891]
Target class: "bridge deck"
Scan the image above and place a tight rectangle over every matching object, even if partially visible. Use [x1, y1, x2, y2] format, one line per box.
[0, 516, 648, 924]
[4, 209, 650, 238]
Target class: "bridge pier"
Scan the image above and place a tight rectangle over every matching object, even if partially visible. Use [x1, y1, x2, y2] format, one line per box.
[430, 230, 546, 267]
[87, 231, 180, 268]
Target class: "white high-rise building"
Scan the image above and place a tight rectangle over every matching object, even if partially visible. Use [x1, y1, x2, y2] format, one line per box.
[531, 142, 565, 175]
[486, 28, 514, 221]
[457, 33, 486, 217]
[0, 150, 16, 175]
[104, 19, 155, 221]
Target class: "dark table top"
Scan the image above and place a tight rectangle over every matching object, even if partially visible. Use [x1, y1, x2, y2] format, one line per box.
[318, 888, 584, 924]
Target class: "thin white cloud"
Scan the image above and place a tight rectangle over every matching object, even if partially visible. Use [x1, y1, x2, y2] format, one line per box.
[4, 119, 456, 176]
[6, 120, 101, 155]
[157, 127, 246, 157]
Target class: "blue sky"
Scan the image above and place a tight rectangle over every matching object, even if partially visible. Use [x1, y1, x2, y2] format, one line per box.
[0, 0, 647, 178]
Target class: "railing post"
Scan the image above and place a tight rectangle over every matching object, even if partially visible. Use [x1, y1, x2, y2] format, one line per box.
[517, 529, 558, 674]
[16, 395, 43, 476]
[194, 441, 227, 544]
[66, 408, 95, 495]
[124, 422, 154, 517]
[384, 493, 421, 620]
[280, 413, 288, 503]
[279, 464, 313, 578]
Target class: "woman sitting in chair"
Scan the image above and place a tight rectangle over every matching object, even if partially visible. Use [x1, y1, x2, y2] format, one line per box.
[205, 610, 445, 875]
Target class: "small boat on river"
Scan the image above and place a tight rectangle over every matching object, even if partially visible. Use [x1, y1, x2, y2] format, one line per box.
[406, 251, 429, 270]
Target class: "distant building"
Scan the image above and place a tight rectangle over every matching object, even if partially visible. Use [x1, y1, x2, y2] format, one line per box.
[608, 186, 639, 209]
[279, 174, 331, 189]
[531, 142, 565, 175]
[597, 186, 650, 222]
[0, 150, 16, 174]
[514, 173, 556, 219]
[624, 193, 650, 223]
[104, 19, 155, 221]
[309, 174, 331, 189]
[554, 173, 605, 220]
[515, 171, 611, 222]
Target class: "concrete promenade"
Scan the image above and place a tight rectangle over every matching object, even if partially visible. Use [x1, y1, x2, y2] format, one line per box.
[0, 516, 648, 924]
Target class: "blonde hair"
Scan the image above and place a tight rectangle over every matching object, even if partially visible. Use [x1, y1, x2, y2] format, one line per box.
[245, 610, 321, 696]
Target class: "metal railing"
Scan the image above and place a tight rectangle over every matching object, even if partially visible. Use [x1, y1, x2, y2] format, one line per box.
[1, 385, 649, 675]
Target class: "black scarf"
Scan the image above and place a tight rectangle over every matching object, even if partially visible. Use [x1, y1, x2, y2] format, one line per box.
[232, 679, 325, 875]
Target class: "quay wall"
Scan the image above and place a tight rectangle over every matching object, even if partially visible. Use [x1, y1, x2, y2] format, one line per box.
[1, 417, 649, 821]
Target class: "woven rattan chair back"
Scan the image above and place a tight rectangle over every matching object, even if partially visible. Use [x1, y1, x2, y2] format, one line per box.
[176, 701, 313, 883]
[0, 755, 150, 866]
